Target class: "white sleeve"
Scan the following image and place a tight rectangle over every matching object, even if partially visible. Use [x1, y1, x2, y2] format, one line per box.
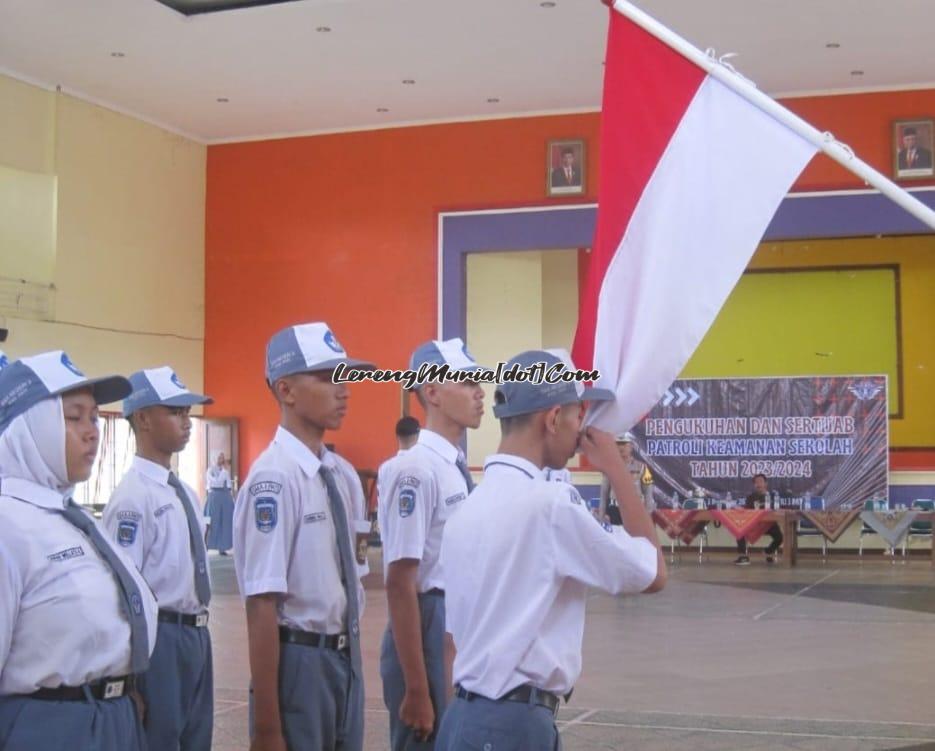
[378, 462, 435, 565]
[102, 486, 152, 573]
[233, 470, 294, 597]
[0, 540, 22, 673]
[549, 485, 657, 595]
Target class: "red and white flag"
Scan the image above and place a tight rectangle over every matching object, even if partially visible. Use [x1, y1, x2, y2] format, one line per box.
[573, 5, 817, 432]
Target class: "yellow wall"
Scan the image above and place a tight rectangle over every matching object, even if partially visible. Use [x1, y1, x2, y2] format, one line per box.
[465, 236, 933, 451]
[683, 267, 900, 412]
[0, 74, 206, 392]
[746, 236, 935, 447]
[466, 249, 579, 465]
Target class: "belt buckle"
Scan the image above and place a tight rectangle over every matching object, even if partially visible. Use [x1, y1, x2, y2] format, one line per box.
[195, 614, 209, 628]
[336, 634, 348, 651]
[103, 680, 125, 699]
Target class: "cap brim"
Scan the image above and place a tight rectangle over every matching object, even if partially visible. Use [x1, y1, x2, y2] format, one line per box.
[57, 375, 133, 406]
[161, 393, 213, 408]
[581, 386, 615, 403]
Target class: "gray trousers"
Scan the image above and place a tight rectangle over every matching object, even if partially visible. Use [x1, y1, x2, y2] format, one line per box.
[250, 641, 364, 751]
[138, 619, 214, 751]
[0, 692, 145, 751]
[435, 693, 561, 751]
[380, 591, 448, 750]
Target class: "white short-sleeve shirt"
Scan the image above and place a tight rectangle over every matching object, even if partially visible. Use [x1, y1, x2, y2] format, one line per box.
[441, 454, 658, 699]
[377, 429, 470, 592]
[103, 456, 209, 615]
[233, 426, 366, 634]
[0, 477, 158, 694]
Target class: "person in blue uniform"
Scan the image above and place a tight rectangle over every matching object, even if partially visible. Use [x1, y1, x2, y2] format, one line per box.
[377, 338, 489, 750]
[234, 322, 374, 751]
[437, 350, 667, 751]
[0, 350, 157, 751]
[103, 365, 214, 751]
[205, 451, 235, 555]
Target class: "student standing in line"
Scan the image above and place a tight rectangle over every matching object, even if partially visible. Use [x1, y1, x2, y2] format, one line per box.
[377, 338, 488, 749]
[103, 366, 215, 751]
[234, 322, 373, 751]
[0, 351, 157, 751]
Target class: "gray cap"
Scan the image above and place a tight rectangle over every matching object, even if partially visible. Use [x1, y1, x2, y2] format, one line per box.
[408, 337, 492, 388]
[493, 349, 614, 419]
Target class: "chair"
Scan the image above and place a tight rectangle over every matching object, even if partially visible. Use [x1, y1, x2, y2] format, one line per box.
[858, 499, 896, 557]
[904, 500, 934, 556]
[674, 498, 708, 562]
[796, 497, 828, 558]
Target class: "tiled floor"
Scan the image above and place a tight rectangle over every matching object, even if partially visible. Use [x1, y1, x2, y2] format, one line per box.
[208, 550, 935, 750]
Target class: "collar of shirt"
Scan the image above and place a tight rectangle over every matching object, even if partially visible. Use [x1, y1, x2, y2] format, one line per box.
[417, 428, 460, 465]
[132, 455, 171, 487]
[273, 425, 336, 479]
[482, 453, 545, 481]
[0, 476, 70, 510]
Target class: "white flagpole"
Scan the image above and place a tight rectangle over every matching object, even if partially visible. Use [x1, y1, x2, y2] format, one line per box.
[610, 0, 935, 231]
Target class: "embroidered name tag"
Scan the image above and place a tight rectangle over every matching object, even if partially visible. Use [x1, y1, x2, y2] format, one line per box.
[444, 492, 466, 507]
[48, 546, 85, 562]
[250, 481, 282, 496]
[154, 504, 174, 517]
[304, 511, 327, 524]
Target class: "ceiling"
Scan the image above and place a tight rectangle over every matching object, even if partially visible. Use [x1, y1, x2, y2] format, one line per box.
[1, 0, 933, 144]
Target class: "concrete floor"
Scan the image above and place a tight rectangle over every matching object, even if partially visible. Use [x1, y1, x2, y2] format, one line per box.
[208, 549, 935, 750]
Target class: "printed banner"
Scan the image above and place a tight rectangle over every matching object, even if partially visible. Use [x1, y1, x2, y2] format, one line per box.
[631, 376, 888, 509]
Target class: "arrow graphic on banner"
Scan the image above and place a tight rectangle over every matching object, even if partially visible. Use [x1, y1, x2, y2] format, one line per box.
[662, 386, 701, 407]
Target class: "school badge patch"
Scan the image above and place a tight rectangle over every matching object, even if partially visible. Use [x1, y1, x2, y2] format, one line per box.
[255, 497, 278, 533]
[117, 520, 138, 546]
[398, 487, 416, 518]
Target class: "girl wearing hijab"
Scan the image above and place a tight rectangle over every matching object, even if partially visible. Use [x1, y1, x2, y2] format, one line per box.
[204, 451, 234, 555]
[0, 351, 158, 751]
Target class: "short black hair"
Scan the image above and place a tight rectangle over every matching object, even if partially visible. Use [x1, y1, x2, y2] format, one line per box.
[395, 416, 420, 438]
[561, 147, 574, 157]
[752, 473, 768, 483]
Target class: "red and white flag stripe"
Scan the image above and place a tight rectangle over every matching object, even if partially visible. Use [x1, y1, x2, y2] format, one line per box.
[573, 6, 817, 432]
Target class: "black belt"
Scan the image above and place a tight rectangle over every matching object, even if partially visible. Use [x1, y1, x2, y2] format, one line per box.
[456, 684, 566, 716]
[279, 626, 349, 652]
[159, 609, 209, 628]
[29, 675, 135, 702]
[421, 588, 444, 597]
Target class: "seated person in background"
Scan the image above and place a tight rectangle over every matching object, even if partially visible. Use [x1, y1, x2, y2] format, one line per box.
[734, 473, 783, 566]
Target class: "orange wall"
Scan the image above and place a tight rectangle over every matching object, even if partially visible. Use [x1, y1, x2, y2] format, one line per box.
[205, 89, 935, 477]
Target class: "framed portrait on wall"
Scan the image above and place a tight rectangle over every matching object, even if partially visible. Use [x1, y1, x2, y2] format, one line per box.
[547, 139, 586, 196]
[893, 119, 934, 180]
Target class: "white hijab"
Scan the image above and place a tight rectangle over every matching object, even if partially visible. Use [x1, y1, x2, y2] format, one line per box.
[0, 396, 72, 494]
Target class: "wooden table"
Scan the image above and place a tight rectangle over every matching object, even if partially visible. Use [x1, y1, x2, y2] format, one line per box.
[659, 510, 935, 569]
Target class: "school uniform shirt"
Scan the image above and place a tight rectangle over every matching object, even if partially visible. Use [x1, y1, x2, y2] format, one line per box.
[206, 465, 231, 489]
[102, 456, 209, 615]
[377, 429, 470, 593]
[233, 426, 367, 634]
[0, 477, 158, 695]
[441, 454, 658, 700]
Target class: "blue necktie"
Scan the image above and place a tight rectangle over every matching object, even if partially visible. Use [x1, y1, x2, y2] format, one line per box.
[319, 465, 363, 677]
[168, 472, 212, 608]
[61, 500, 150, 673]
[456, 454, 475, 492]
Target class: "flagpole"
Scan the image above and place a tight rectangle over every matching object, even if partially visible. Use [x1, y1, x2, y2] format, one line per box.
[609, 0, 935, 231]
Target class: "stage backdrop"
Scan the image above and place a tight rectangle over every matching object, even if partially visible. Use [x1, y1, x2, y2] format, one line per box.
[631, 376, 888, 509]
